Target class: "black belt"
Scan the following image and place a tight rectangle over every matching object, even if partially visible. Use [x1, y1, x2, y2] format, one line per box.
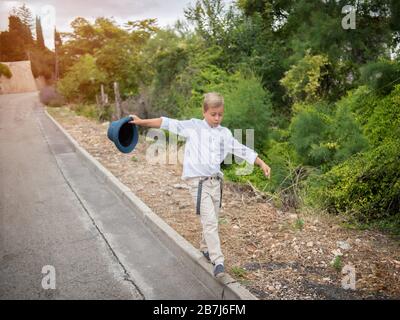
[196, 176, 223, 215]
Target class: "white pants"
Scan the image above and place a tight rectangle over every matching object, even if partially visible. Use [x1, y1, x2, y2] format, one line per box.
[187, 177, 224, 265]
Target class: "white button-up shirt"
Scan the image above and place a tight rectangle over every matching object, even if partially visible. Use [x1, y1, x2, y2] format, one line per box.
[160, 117, 258, 180]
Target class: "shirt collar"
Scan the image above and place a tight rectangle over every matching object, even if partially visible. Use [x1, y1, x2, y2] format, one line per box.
[203, 118, 221, 129]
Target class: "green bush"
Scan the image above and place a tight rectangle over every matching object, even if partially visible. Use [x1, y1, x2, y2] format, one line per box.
[71, 103, 96, 119]
[69, 103, 113, 122]
[330, 103, 368, 164]
[289, 100, 367, 169]
[363, 85, 400, 147]
[306, 140, 400, 222]
[303, 84, 400, 232]
[223, 138, 309, 209]
[280, 51, 330, 103]
[359, 60, 400, 95]
[335, 86, 377, 129]
[289, 102, 333, 167]
[0, 63, 12, 78]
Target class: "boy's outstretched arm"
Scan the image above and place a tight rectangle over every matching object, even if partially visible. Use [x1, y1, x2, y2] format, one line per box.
[255, 157, 271, 179]
[129, 115, 162, 128]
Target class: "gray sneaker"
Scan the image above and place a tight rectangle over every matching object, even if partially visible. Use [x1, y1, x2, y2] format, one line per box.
[213, 264, 225, 278]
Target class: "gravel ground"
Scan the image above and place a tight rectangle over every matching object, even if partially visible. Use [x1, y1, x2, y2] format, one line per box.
[47, 106, 400, 300]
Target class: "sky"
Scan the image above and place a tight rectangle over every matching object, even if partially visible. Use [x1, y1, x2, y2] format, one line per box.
[0, 0, 234, 49]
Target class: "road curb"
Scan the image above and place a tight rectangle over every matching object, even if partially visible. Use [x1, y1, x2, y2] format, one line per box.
[44, 109, 258, 300]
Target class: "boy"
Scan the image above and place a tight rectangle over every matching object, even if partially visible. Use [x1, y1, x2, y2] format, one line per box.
[129, 92, 271, 278]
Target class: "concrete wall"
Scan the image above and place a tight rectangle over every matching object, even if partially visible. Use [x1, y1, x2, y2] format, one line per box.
[0, 61, 38, 94]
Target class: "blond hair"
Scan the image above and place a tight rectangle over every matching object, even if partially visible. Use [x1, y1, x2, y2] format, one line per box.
[203, 92, 224, 112]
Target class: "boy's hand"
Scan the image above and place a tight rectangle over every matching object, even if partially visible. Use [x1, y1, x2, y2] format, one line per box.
[255, 157, 271, 179]
[261, 163, 271, 179]
[129, 114, 142, 125]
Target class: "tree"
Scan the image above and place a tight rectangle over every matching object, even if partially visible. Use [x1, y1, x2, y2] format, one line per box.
[184, 0, 240, 69]
[57, 54, 106, 102]
[280, 51, 331, 103]
[0, 15, 33, 61]
[237, 0, 399, 104]
[36, 16, 45, 49]
[11, 3, 34, 30]
[11, 3, 34, 35]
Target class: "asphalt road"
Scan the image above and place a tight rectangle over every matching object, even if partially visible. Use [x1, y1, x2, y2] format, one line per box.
[0, 92, 142, 299]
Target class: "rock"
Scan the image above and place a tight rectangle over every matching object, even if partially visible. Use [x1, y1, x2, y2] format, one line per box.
[331, 249, 343, 257]
[173, 184, 190, 190]
[307, 241, 314, 247]
[232, 225, 240, 230]
[337, 240, 351, 250]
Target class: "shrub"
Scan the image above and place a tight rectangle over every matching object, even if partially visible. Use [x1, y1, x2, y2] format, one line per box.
[303, 84, 400, 231]
[363, 85, 400, 147]
[331, 256, 343, 272]
[289, 102, 333, 167]
[306, 140, 400, 223]
[280, 51, 330, 103]
[0, 63, 12, 78]
[71, 103, 98, 120]
[289, 101, 367, 169]
[39, 86, 65, 107]
[359, 60, 400, 95]
[69, 103, 113, 122]
[330, 103, 368, 164]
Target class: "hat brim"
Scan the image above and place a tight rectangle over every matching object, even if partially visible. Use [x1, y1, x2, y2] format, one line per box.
[107, 117, 139, 154]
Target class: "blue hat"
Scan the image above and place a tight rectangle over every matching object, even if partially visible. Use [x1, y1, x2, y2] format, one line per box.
[107, 116, 139, 154]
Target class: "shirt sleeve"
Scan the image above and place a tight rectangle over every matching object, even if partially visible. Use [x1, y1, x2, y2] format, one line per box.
[160, 117, 195, 138]
[225, 129, 258, 165]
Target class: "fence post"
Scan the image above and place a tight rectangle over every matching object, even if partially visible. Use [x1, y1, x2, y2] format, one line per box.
[113, 81, 122, 120]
